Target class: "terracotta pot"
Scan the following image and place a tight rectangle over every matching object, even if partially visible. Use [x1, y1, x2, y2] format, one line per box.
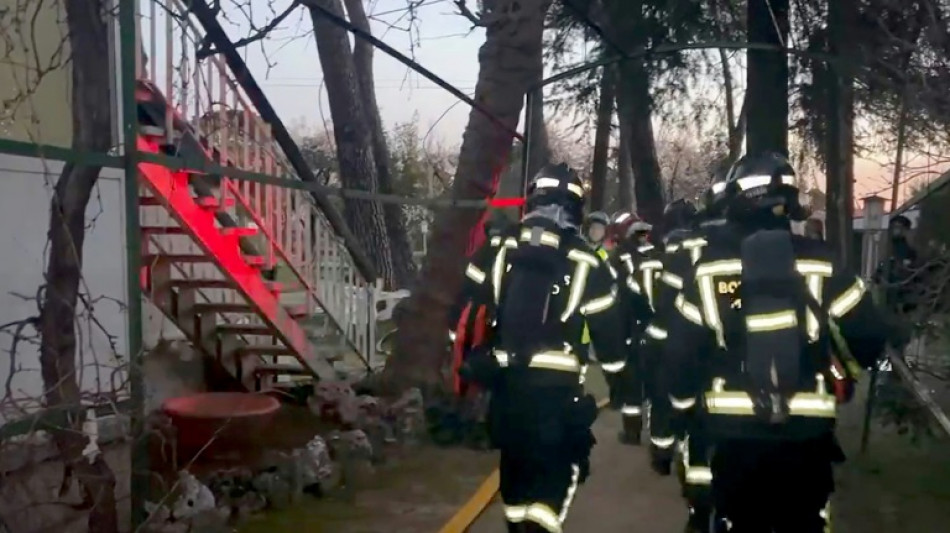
[162, 392, 280, 459]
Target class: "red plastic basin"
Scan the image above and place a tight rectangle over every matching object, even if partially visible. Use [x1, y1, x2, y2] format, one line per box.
[162, 392, 280, 457]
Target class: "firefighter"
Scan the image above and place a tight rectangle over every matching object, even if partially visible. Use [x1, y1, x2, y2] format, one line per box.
[584, 211, 611, 260]
[643, 198, 701, 464]
[663, 152, 889, 532]
[605, 209, 636, 250]
[611, 214, 662, 444]
[646, 191, 729, 531]
[456, 162, 628, 533]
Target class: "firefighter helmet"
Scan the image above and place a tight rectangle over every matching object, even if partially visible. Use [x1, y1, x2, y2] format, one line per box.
[525, 162, 586, 226]
[586, 211, 611, 227]
[662, 199, 697, 234]
[723, 152, 806, 221]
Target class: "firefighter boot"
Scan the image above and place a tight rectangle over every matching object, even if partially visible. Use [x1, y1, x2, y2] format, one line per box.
[684, 502, 713, 533]
[618, 413, 642, 445]
[649, 442, 674, 475]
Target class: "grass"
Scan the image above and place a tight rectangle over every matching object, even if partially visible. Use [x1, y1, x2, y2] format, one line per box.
[238, 444, 497, 533]
[834, 382, 950, 533]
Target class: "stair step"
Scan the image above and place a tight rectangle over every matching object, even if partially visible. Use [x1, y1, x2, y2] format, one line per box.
[142, 225, 188, 235]
[168, 278, 235, 290]
[255, 363, 309, 374]
[140, 125, 165, 137]
[142, 253, 211, 264]
[244, 255, 267, 268]
[195, 196, 236, 210]
[221, 227, 259, 238]
[239, 344, 293, 356]
[217, 323, 274, 336]
[192, 302, 253, 314]
[139, 196, 163, 206]
[285, 305, 310, 318]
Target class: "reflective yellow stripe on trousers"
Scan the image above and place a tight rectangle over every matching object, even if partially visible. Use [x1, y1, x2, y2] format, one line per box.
[494, 350, 582, 373]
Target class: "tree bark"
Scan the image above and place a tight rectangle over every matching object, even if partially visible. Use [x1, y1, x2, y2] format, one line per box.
[383, 0, 554, 394]
[616, 66, 664, 224]
[889, 96, 909, 212]
[589, 67, 616, 211]
[309, 0, 395, 286]
[342, 0, 415, 288]
[525, 62, 551, 178]
[616, 112, 634, 212]
[606, 1, 664, 224]
[39, 2, 118, 531]
[824, 0, 856, 268]
[746, 0, 790, 155]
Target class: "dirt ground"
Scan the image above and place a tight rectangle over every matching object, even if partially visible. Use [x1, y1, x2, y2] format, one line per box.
[238, 443, 497, 533]
[234, 370, 950, 533]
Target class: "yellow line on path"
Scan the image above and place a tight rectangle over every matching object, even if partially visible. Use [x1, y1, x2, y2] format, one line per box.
[438, 397, 611, 533]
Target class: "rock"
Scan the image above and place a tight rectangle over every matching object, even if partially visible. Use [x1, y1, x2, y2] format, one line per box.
[294, 435, 337, 493]
[388, 387, 427, 445]
[205, 467, 254, 514]
[171, 471, 216, 521]
[327, 429, 375, 500]
[308, 380, 357, 424]
[252, 470, 295, 509]
[144, 501, 171, 524]
[234, 491, 267, 520]
[156, 523, 188, 533]
[185, 507, 231, 533]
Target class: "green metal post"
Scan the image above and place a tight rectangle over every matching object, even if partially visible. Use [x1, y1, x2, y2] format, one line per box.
[118, 0, 147, 527]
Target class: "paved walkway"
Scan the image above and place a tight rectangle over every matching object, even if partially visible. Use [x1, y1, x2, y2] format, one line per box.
[468, 409, 689, 532]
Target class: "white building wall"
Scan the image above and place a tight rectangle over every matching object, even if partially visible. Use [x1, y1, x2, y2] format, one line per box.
[0, 153, 174, 424]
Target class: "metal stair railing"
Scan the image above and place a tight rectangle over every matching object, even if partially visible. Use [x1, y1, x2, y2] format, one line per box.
[138, 0, 378, 368]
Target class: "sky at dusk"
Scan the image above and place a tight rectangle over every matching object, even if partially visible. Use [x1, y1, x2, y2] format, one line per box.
[210, 0, 945, 207]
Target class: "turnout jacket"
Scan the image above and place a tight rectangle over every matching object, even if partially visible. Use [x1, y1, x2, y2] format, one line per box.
[663, 221, 888, 441]
[459, 219, 629, 384]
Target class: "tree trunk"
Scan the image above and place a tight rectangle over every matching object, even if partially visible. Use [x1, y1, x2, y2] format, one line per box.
[525, 62, 551, 178]
[39, 2, 118, 531]
[889, 96, 909, 212]
[616, 112, 634, 212]
[589, 67, 616, 211]
[606, 2, 663, 224]
[342, 0, 415, 288]
[383, 0, 554, 395]
[824, 0, 856, 267]
[746, 0, 790, 155]
[309, 0, 394, 286]
[616, 66, 664, 224]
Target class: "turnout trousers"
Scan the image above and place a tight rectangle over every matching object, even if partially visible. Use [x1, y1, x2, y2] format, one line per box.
[617, 348, 645, 443]
[489, 379, 593, 533]
[711, 438, 834, 533]
[500, 446, 582, 533]
[679, 415, 714, 532]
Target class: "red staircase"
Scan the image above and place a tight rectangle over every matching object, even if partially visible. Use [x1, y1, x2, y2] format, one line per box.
[134, 77, 377, 392]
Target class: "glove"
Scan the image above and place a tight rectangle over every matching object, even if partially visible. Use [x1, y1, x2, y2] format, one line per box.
[458, 345, 500, 387]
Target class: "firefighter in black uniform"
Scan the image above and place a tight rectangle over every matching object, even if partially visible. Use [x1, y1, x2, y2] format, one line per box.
[611, 216, 663, 444]
[457, 162, 629, 533]
[644, 198, 701, 466]
[663, 152, 889, 532]
[646, 191, 729, 532]
[584, 211, 611, 260]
